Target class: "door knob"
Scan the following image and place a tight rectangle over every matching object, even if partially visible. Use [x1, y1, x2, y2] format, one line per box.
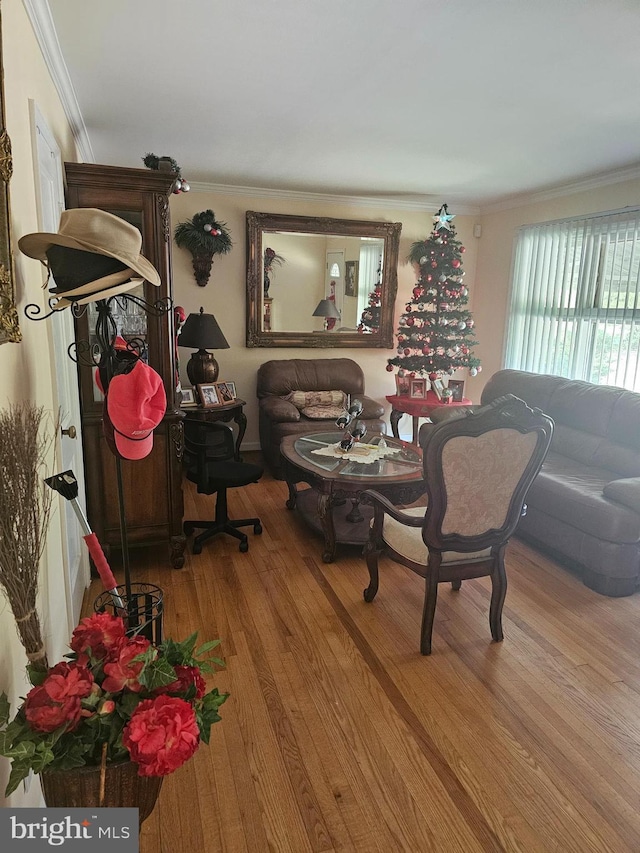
[61, 425, 77, 439]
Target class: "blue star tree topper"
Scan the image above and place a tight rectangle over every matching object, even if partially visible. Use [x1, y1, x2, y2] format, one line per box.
[434, 203, 455, 231]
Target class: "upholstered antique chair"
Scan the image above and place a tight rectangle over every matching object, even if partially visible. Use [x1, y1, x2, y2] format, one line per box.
[362, 395, 553, 655]
[257, 358, 385, 478]
[182, 420, 263, 554]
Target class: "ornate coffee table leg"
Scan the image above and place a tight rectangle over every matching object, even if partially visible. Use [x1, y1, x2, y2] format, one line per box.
[286, 481, 298, 510]
[390, 408, 402, 440]
[317, 492, 336, 563]
[346, 496, 364, 523]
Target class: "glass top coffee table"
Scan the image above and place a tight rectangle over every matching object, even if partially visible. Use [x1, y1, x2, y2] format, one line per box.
[280, 431, 424, 562]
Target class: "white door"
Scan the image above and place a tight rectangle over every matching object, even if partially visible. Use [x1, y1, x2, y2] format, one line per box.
[325, 250, 344, 330]
[31, 102, 89, 627]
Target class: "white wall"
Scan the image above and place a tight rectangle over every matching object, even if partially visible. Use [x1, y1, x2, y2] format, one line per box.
[0, 0, 78, 806]
[169, 190, 480, 446]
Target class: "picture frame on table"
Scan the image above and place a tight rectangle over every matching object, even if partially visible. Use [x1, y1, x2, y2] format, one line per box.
[448, 379, 465, 402]
[180, 388, 197, 407]
[409, 378, 427, 399]
[197, 383, 221, 408]
[345, 260, 359, 297]
[395, 374, 410, 396]
[431, 379, 444, 400]
[215, 381, 236, 404]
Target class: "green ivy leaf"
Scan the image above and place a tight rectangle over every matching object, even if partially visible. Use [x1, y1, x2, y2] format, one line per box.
[136, 656, 177, 690]
[196, 689, 229, 745]
[0, 692, 10, 727]
[5, 760, 31, 797]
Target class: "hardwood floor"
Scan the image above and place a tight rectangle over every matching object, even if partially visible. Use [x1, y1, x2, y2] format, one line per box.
[87, 459, 640, 852]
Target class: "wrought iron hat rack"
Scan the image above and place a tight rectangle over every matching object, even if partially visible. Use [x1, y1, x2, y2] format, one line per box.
[25, 292, 172, 614]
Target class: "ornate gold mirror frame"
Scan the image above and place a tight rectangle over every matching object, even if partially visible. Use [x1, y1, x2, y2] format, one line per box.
[246, 211, 401, 348]
[0, 8, 20, 345]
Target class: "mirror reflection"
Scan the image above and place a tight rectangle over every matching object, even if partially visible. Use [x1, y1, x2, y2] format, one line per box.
[246, 212, 401, 348]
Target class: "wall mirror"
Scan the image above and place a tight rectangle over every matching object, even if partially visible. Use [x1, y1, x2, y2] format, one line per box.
[246, 211, 401, 348]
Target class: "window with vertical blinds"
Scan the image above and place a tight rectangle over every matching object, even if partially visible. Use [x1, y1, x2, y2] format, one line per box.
[505, 208, 640, 390]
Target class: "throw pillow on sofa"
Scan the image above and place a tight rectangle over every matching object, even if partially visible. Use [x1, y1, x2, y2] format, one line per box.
[285, 390, 346, 419]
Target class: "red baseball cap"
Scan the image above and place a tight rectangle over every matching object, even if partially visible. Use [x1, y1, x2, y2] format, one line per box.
[106, 360, 166, 460]
[94, 336, 132, 395]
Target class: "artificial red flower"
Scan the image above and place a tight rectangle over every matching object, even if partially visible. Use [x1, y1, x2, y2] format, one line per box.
[24, 662, 94, 733]
[155, 665, 206, 699]
[70, 611, 126, 660]
[123, 695, 200, 776]
[102, 637, 151, 693]
[24, 686, 81, 733]
[43, 662, 94, 703]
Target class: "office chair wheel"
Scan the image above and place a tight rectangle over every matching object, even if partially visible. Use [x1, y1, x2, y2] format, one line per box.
[254, 523, 263, 535]
[183, 522, 195, 536]
[192, 541, 203, 555]
[239, 540, 249, 553]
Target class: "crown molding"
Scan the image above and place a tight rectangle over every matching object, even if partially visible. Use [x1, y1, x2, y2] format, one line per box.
[187, 181, 481, 215]
[481, 163, 640, 214]
[23, 0, 94, 164]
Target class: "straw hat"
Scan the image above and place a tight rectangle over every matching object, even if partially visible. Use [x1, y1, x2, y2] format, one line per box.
[18, 208, 161, 304]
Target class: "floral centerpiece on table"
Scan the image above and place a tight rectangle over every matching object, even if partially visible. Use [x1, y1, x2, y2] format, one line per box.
[0, 612, 228, 796]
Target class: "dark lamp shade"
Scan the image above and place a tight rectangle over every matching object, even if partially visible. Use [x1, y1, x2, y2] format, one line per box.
[312, 298, 341, 319]
[177, 307, 229, 386]
[178, 307, 229, 350]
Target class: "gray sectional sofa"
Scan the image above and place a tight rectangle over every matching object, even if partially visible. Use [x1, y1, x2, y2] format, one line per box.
[426, 369, 640, 597]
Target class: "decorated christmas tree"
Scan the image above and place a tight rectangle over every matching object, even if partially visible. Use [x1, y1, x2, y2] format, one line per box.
[386, 204, 481, 384]
[358, 255, 383, 333]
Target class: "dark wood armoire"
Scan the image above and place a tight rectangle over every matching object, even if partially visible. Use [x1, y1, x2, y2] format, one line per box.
[64, 162, 186, 569]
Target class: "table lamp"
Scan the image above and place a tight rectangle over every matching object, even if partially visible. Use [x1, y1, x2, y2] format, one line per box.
[312, 298, 341, 330]
[178, 306, 229, 385]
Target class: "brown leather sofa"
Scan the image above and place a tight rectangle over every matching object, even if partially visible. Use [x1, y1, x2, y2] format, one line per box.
[423, 369, 640, 597]
[257, 358, 385, 479]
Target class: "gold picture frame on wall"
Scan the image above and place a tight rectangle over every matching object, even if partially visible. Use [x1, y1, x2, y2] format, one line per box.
[0, 8, 20, 344]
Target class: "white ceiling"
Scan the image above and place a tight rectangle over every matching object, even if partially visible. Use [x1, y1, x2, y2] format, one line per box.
[42, 0, 640, 208]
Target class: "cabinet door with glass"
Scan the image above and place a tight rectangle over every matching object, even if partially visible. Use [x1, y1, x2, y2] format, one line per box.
[65, 162, 186, 568]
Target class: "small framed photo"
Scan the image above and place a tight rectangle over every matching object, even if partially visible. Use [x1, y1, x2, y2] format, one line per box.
[431, 379, 444, 400]
[448, 379, 465, 402]
[395, 374, 410, 396]
[409, 378, 427, 399]
[215, 381, 236, 404]
[197, 383, 221, 408]
[345, 260, 359, 297]
[180, 388, 197, 407]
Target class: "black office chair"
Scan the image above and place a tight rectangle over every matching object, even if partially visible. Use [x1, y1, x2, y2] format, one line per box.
[182, 420, 263, 554]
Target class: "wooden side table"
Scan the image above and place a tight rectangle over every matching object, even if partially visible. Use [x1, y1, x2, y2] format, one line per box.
[386, 391, 473, 444]
[182, 398, 247, 460]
